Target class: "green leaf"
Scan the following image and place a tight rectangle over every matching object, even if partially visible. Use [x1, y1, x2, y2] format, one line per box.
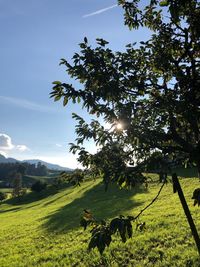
[120, 181, 126, 189]
[77, 96, 81, 103]
[54, 95, 61, 102]
[52, 81, 62, 85]
[134, 137, 139, 146]
[159, 1, 168, 7]
[184, 160, 188, 169]
[84, 37, 88, 44]
[96, 38, 109, 47]
[80, 43, 87, 49]
[63, 97, 68, 106]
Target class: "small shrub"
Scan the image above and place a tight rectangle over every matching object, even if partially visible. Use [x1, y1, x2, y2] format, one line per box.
[0, 192, 7, 202]
[31, 180, 47, 193]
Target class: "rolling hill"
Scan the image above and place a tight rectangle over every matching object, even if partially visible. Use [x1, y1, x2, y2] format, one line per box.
[0, 154, 17, 163]
[0, 154, 73, 171]
[0, 175, 199, 266]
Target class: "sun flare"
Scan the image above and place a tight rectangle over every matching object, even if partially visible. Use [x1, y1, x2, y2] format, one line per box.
[116, 123, 123, 130]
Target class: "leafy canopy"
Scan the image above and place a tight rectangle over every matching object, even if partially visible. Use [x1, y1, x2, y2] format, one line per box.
[51, 0, 200, 180]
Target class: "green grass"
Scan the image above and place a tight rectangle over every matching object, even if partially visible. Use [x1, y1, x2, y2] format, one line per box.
[22, 174, 58, 185]
[0, 176, 200, 266]
[0, 188, 12, 193]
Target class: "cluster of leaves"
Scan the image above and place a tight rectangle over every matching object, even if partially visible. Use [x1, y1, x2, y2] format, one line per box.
[69, 120, 148, 190]
[80, 210, 140, 254]
[88, 223, 112, 255]
[80, 209, 94, 230]
[59, 169, 84, 187]
[51, 0, 200, 178]
[119, 0, 197, 29]
[192, 188, 200, 206]
[109, 215, 134, 243]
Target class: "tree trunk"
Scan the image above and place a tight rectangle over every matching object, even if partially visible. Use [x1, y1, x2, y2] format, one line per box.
[172, 173, 200, 255]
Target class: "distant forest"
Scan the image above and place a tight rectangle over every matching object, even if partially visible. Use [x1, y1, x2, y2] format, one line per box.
[0, 162, 48, 183]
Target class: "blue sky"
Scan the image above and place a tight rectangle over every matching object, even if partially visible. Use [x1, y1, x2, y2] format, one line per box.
[0, 0, 149, 168]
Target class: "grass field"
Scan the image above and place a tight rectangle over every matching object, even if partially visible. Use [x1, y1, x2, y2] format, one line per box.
[0, 173, 59, 190]
[0, 188, 13, 193]
[0, 175, 200, 266]
[22, 174, 58, 185]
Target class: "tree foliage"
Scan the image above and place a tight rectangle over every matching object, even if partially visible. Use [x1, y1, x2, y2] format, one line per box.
[0, 192, 7, 202]
[51, 0, 200, 179]
[80, 210, 135, 255]
[192, 188, 200, 206]
[12, 172, 23, 198]
[59, 169, 84, 187]
[88, 223, 112, 255]
[31, 180, 47, 193]
[0, 162, 48, 187]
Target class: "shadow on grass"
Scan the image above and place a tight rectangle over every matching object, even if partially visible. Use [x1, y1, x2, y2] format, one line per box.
[4, 186, 61, 206]
[42, 182, 146, 233]
[172, 166, 198, 178]
[0, 207, 21, 213]
[42, 192, 73, 207]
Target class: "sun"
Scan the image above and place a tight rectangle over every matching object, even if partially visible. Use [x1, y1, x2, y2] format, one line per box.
[104, 121, 123, 131]
[116, 123, 123, 130]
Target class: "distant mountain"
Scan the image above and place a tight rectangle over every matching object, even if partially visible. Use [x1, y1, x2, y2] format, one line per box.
[0, 154, 73, 171]
[23, 159, 73, 172]
[0, 154, 18, 163]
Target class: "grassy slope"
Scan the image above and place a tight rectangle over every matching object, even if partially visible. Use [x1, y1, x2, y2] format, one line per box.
[0, 176, 200, 267]
[22, 174, 58, 184]
[0, 171, 59, 187]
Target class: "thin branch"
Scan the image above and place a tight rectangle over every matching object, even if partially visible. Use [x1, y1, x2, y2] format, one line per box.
[134, 179, 166, 220]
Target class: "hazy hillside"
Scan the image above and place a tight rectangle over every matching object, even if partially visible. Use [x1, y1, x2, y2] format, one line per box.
[0, 175, 199, 266]
[0, 154, 73, 171]
[23, 159, 73, 172]
[0, 154, 18, 163]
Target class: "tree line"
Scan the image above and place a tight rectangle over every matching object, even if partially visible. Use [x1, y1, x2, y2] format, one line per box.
[0, 162, 48, 186]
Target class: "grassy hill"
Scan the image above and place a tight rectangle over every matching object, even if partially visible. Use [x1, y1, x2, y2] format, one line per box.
[22, 173, 59, 185]
[0, 171, 60, 189]
[0, 175, 200, 266]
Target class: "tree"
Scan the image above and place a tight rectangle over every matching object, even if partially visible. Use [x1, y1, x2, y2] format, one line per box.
[60, 169, 85, 187]
[31, 180, 47, 193]
[144, 151, 170, 182]
[0, 192, 7, 203]
[72, 141, 146, 190]
[17, 164, 26, 176]
[50, 0, 200, 254]
[51, 0, 200, 177]
[12, 172, 23, 199]
[36, 162, 48, 176]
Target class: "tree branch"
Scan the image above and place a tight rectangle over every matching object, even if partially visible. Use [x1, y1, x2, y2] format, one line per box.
[134, 179, 166, 220]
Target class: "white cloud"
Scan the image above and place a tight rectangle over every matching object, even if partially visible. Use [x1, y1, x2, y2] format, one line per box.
[56, 143, 62, 148]
[0, 133, 14, 150]
[16, 145, 29, 152]
[0, 95, 55, 113]
[83, 4, 117, 18]
[0, 150, 7, 157]
[0, 133, 29, 153]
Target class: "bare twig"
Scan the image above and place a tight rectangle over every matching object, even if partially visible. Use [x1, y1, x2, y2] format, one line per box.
[134, 180, 166, 220]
